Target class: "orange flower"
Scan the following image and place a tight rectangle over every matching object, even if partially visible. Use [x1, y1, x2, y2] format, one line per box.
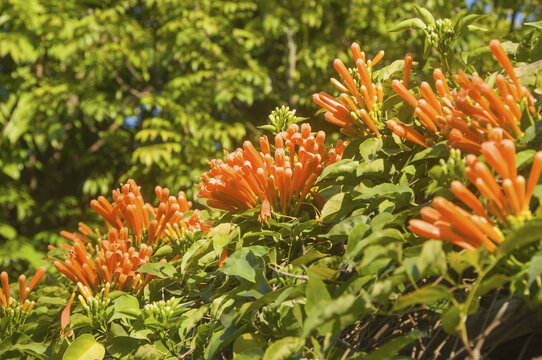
[410, 129, 542, 251]
[55, 180, 210, 297]
[390, 40, 539, 154]
[54, 227, 156, 295]
[313, 42, 385, 137]
[1, 267, 45, 311]
[448, 40, 537, 152]
[59, 180, 211, 249]
[389, 62, 454, 148]
[198, 123, 346, 222]
[0, 268, 45, 335]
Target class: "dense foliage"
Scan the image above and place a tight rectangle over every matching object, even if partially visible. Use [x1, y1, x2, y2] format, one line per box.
[1, 0, 542, 359]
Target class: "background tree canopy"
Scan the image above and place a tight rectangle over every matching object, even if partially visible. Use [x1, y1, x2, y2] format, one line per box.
[0, 0, 540, 273]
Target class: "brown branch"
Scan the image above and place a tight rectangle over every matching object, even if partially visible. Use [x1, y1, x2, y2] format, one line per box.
[179, 347, 195, 359]
[285, 27, 297, 102]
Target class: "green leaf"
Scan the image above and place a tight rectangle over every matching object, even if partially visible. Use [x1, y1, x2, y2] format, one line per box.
[370, 213, 396, 232]
[320, 193, 354, 224]
[180, 239, 214, 275]
[37, 296, 69, 305]
[373, 60, 407, 82]
[393, 285, 453, 311]
[462, 45, 491, 64]
[133, 345, 159, 360]
[359, 138, 383, 163]
[497, 218, 542, 257]
[521, 119, 542, 144]
[233, 334, 265, 355]
[62, 334, 105, 360]
[440, 305, 460, 335]
[366, 330, 424, 360]
[220, 246, 268, 283]
[475, 274, 509, 297]
[525, 20, 542, 30]
[302, 295, 366, 337]
[112, 294, 141, 320]
[345, 228, 403, 263]
[324, 215, 369, 240]
[0, 223, 17, 240]
[305, 271, 331, 317]
[106, 337, 148, 359]
[388, 18, 426, 32]
[528, 252, 542, 286]
[291, 250, 328, 267]
[136, 262, 176, 278]
[179, 306, 209, 339]
[258, 125, 276, 132]
[319, 159, 359, 180]
[262, 337, 305, 360]
[417, 240, 447, 277]
[410, 143, 447, 162]
[516, 149, 536, 170]
[47, 247, 70, 260]
[344, 222, 371, 260]
[456, 14, 488, 37]
[153, 245, 172, 258]
[8, 340, 47, 359]
[355, 183, 412, 201]
[412, 5, 435, 26]
[204, 326, 246, 360]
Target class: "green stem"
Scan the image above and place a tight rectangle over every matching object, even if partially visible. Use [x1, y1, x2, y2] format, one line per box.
[457, 260, 498, 356]
[440, 53, 450, 76]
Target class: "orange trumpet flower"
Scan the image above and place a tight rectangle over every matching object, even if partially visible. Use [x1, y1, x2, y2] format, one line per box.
[60, 180, 211, 250]
[55, 180, 211, 299]
[54, 227, 156, 295]
[389, 63, 455, 148]
[313, 42, 386, 137]
[0, 267, 45, 309]
[410, 129, 542, 251]
[0, 268, 45, 335]
[198, 123, 346, 222]
[449, 40, 537, 152]
[391, 40, 539, 154]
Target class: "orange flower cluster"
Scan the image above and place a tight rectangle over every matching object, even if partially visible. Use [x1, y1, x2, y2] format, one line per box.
[388, 65, 453, 148]
[54, 180, 211, 299]
[1, 267, 45, 311]
[55, 227, 157, 295]
[451, 40, 537, 147]
[198, 123, 346, 222]
[313, 42, 385, 137]
[60, 179, 210, 249]
[410, 129, 542, 251]
[389, 40, 538, 154]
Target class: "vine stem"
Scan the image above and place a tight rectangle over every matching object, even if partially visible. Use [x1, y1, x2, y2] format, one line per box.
[457, 259, 498, 359]
[268, 264, 308, 280]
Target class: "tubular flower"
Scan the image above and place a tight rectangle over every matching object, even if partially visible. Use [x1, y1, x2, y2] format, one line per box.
[389, 65, 454, 148]
[449, 39, 538, 151]
[54, 227, 158, 296]
[410, 129, 542, 252]
[313, 42, 385, 137]
[390, 40, 539, 154]
[1, 268, 46, 335]
[60, 179, 210, 249]
[198, 123, 346, 222]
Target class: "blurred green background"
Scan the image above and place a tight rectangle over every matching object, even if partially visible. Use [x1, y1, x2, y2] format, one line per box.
[0, 0, 540, 273]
